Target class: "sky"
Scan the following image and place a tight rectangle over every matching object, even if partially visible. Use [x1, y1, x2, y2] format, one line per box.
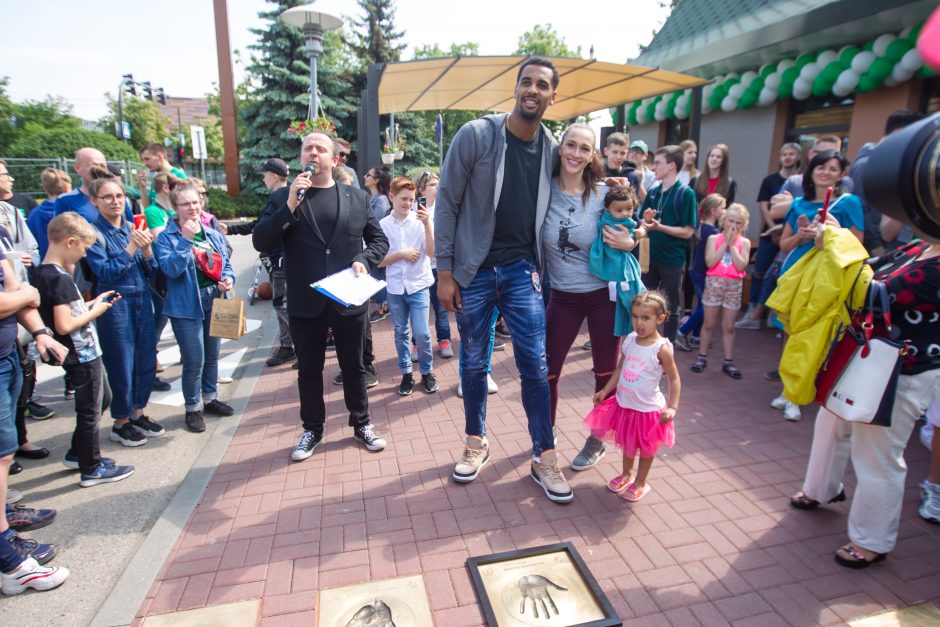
[2, 0, 671, 121]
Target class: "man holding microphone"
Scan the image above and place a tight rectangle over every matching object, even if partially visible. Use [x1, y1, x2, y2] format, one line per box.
[253, 132, 389, 462]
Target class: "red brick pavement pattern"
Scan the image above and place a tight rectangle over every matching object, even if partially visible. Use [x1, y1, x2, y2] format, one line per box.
[136, 322, 940, 626]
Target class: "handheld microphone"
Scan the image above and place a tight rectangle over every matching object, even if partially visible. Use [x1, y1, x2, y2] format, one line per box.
[296, 164, 317, 202]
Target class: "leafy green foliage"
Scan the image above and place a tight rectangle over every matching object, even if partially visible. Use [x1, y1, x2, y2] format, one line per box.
[0, 78, 15, 154]
[206, 188, 267, 219]
[346, 0, 406, 67]
[515, 24, 581, 58]
[9, 127, 139, 161]
[101, 95, 173, 151]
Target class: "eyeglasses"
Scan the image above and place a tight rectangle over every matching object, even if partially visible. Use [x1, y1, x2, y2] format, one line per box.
[364, 172, 375, 179]
[0, 173, 12, 179]
[338, 151, 349, 158]
[96, 194, 126, 203]
[198, 191, 209, 197]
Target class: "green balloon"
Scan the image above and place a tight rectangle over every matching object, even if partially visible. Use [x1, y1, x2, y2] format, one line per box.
[627, 109, 638, 126]
[918, 65, 938, 78]
[863, 41, 875, 51]
[868, 57, 893, 81]
[796, 53, 815, 69]
[759, 64, 777, 78]
[751, 76, 766, 92]
[886, 39, 913, 62]
[908, 23, 923, 43]
[778, 80, 793, 99]
[782, 67, 800, 86]
[645, 103, 656, 120]
[839, 46, 861, 65]
[857, 75, 880, 93]
[812, 74, 833, 98]
[739, 92, 757, 109]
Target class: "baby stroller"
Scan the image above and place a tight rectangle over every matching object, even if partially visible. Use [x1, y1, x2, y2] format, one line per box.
[247, 254, 274, 305]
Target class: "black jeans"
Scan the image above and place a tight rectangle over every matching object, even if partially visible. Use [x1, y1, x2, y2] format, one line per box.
[65, 358, 111, 474]
[643, 262, 684, 342]
[13, 343, 35, 448]
[290, 309, 370, 435]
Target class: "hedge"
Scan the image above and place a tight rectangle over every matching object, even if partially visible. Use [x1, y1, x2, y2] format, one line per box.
[207, 188, 267, 220]
[9, 128, 139, 161]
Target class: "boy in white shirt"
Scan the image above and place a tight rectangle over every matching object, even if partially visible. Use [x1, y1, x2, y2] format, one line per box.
[379, 177, 437, 395]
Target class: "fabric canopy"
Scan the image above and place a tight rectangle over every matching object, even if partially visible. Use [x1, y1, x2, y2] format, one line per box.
[377, 56, 709, 121]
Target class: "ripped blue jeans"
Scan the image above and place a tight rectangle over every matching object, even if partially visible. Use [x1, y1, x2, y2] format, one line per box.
[455, 258, 554, 455]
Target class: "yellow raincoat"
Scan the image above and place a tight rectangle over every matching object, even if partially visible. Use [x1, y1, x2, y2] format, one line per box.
[765, 228, 872, 405]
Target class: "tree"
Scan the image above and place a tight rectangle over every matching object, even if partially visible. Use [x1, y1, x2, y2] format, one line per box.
[346, 0, 406, 67]
[0, 78, 15, 154]
[101, 94, 173, 152]
[9, 127, 140, 161]
[240, 0, 360, 192]
[515, 24, 582, 58]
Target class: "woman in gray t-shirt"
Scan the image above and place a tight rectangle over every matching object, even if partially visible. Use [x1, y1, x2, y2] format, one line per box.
[542, 124, 641, 470]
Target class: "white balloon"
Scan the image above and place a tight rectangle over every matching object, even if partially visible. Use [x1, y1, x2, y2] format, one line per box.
[725, 72, 740, 80]
[654, 109, 666, 121]
[676, 107, 688, 120]
[883, 75, 899, 87]
[901, 48, 923, 72]
[800, 62, 821, 81]
[721, 95, 737, 112]
[676, 94, 688, 109]
[758, 87, 776, 106]
[764, 72, 782, 90]
[636, 108, 647, 125]
[831, 81, 852, 97]
[703, 84, 715, 100]
[836, 69, 861, 92]
[740, 70, 758, 87]
[655, 99, 666, 113]
[891, 63, 916, 83]
[777, 58, 795, 72]
[816, 50, 838, 66]
[873, 34, 896, 57]
[793, 81, 812, 100]
[729, 83, 746, 99]
[851, 51, 876, 74]
[900, 26, 913, 40]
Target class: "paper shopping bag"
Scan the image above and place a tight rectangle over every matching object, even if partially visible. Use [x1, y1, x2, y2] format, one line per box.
[638, 237, 650, 273]
[209, 296, 247, 340]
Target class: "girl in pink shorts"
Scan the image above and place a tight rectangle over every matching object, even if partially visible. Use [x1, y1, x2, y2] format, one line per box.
[691, 203, 751, 378]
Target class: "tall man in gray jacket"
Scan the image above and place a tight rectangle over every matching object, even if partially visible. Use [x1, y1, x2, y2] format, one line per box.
[435, 57, 572, 504]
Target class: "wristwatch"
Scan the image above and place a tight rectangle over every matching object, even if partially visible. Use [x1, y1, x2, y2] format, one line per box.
[31, 327, 52, 339]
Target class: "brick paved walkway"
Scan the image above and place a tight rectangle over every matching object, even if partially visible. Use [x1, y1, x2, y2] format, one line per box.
[135, 321, 940, 626]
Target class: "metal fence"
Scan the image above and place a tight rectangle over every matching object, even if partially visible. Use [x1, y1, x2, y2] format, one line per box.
[0, 157, 228, 198]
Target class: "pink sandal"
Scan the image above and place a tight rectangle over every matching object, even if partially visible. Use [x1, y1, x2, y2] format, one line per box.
[621, 483, 652, 502]
[606, 474, 634, 493]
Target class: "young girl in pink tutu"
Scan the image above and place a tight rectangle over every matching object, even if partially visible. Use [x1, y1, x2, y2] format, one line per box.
[583, 291, 681, 502]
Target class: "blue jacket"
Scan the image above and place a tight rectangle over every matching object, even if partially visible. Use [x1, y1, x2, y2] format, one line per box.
[85, 214, 158, 296]
[27, 199, 55, 258]
[154, 221, 234, 320]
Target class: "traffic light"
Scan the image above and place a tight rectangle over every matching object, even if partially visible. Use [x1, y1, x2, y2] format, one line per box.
[123, 74, 136, 96]
[155, 88, 167, 105]
[142, 81, 153, 100]
[177, 145, 185, 164]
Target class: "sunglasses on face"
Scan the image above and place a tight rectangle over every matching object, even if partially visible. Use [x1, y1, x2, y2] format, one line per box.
[338, 152, 349, 158]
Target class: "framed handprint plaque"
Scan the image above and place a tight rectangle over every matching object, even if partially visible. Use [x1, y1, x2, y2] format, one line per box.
[466, 542, 621, 627]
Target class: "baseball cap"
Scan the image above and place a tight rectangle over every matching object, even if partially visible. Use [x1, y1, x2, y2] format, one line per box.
[629, 140, 649, 154]
[260, 158, 289, 177]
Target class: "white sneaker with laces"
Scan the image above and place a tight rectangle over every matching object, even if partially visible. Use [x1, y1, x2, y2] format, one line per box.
[771, 394, 788, 410]
[1, 557, 70, 595]
[919, 480, 940, 524]
[453, 436, 490, 482]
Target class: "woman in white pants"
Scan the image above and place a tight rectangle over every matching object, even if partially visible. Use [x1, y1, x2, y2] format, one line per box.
[790, 239, 940, 568]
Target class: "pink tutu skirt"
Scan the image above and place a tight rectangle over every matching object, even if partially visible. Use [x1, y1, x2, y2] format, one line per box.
[583, 396, 675, 458]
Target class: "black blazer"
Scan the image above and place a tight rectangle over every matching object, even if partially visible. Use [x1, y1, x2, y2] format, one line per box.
[253, 182, 389, 318]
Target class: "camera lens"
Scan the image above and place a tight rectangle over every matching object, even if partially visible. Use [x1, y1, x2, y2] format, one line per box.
[863, 112, 940, 240]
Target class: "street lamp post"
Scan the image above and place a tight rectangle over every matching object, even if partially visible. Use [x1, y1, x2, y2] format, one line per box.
[279, 5, 343, 121]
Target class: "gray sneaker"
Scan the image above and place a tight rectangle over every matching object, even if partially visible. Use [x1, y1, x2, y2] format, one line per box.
[570, 435, 606, 471]
[735, 316, 761, 330]
[531, 451, 573, 503]
[919, 480, 940, 524]
[453, 436, 490, 482]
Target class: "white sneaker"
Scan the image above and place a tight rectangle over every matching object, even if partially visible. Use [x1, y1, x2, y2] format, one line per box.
[771, 394, 788, 410]
[784, 401, 802, 422]
[921, 423, 934, 451]
[1, 557, 70, 595]
[218, 375, 233, 384]
[457, 375, 498, 398]
[6, 488, 23, 504]
[735, 317, 761, 330]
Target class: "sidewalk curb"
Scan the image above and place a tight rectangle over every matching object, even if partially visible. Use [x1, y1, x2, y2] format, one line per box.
[90, 312, 279, 627]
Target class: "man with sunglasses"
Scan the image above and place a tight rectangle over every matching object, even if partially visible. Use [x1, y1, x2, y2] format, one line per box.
[334, 138, 360, 190]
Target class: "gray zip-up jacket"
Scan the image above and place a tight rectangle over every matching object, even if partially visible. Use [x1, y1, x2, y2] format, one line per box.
[434, 113, 556, 288]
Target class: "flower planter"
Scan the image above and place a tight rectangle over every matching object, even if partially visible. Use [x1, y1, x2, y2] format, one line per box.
[394, 150, 404, 160]
[381, 153, 396, 165]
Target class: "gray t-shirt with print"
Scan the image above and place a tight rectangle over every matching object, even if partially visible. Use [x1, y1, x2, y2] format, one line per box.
[541, 182, 608, 293]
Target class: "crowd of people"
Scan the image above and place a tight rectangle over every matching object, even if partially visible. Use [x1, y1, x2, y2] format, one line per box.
[0, 56, 937, 594]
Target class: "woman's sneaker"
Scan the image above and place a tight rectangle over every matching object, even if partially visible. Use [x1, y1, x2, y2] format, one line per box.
[439, 340, 454, 358]
[1, 557, 69, 595]
[531, 451, 574, 503]
[109, 422, 147, 447]
[674, 333, 694, 352]
[291, 430, 322, 462]
[783, 401, 802, 422]
[453, 436, 490, 482]
[6, 505, 57, 532]
[79, 461, 135, 488]
[571, 435, 606, 471]
[130, 416, 164, 437]
[919, 481, 940, 524]
[4, 532, 56, 564]
[770, 394, 789, 410]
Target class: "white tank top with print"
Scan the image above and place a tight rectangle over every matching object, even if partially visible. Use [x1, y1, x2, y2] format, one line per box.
[615, 332, 668, 413]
